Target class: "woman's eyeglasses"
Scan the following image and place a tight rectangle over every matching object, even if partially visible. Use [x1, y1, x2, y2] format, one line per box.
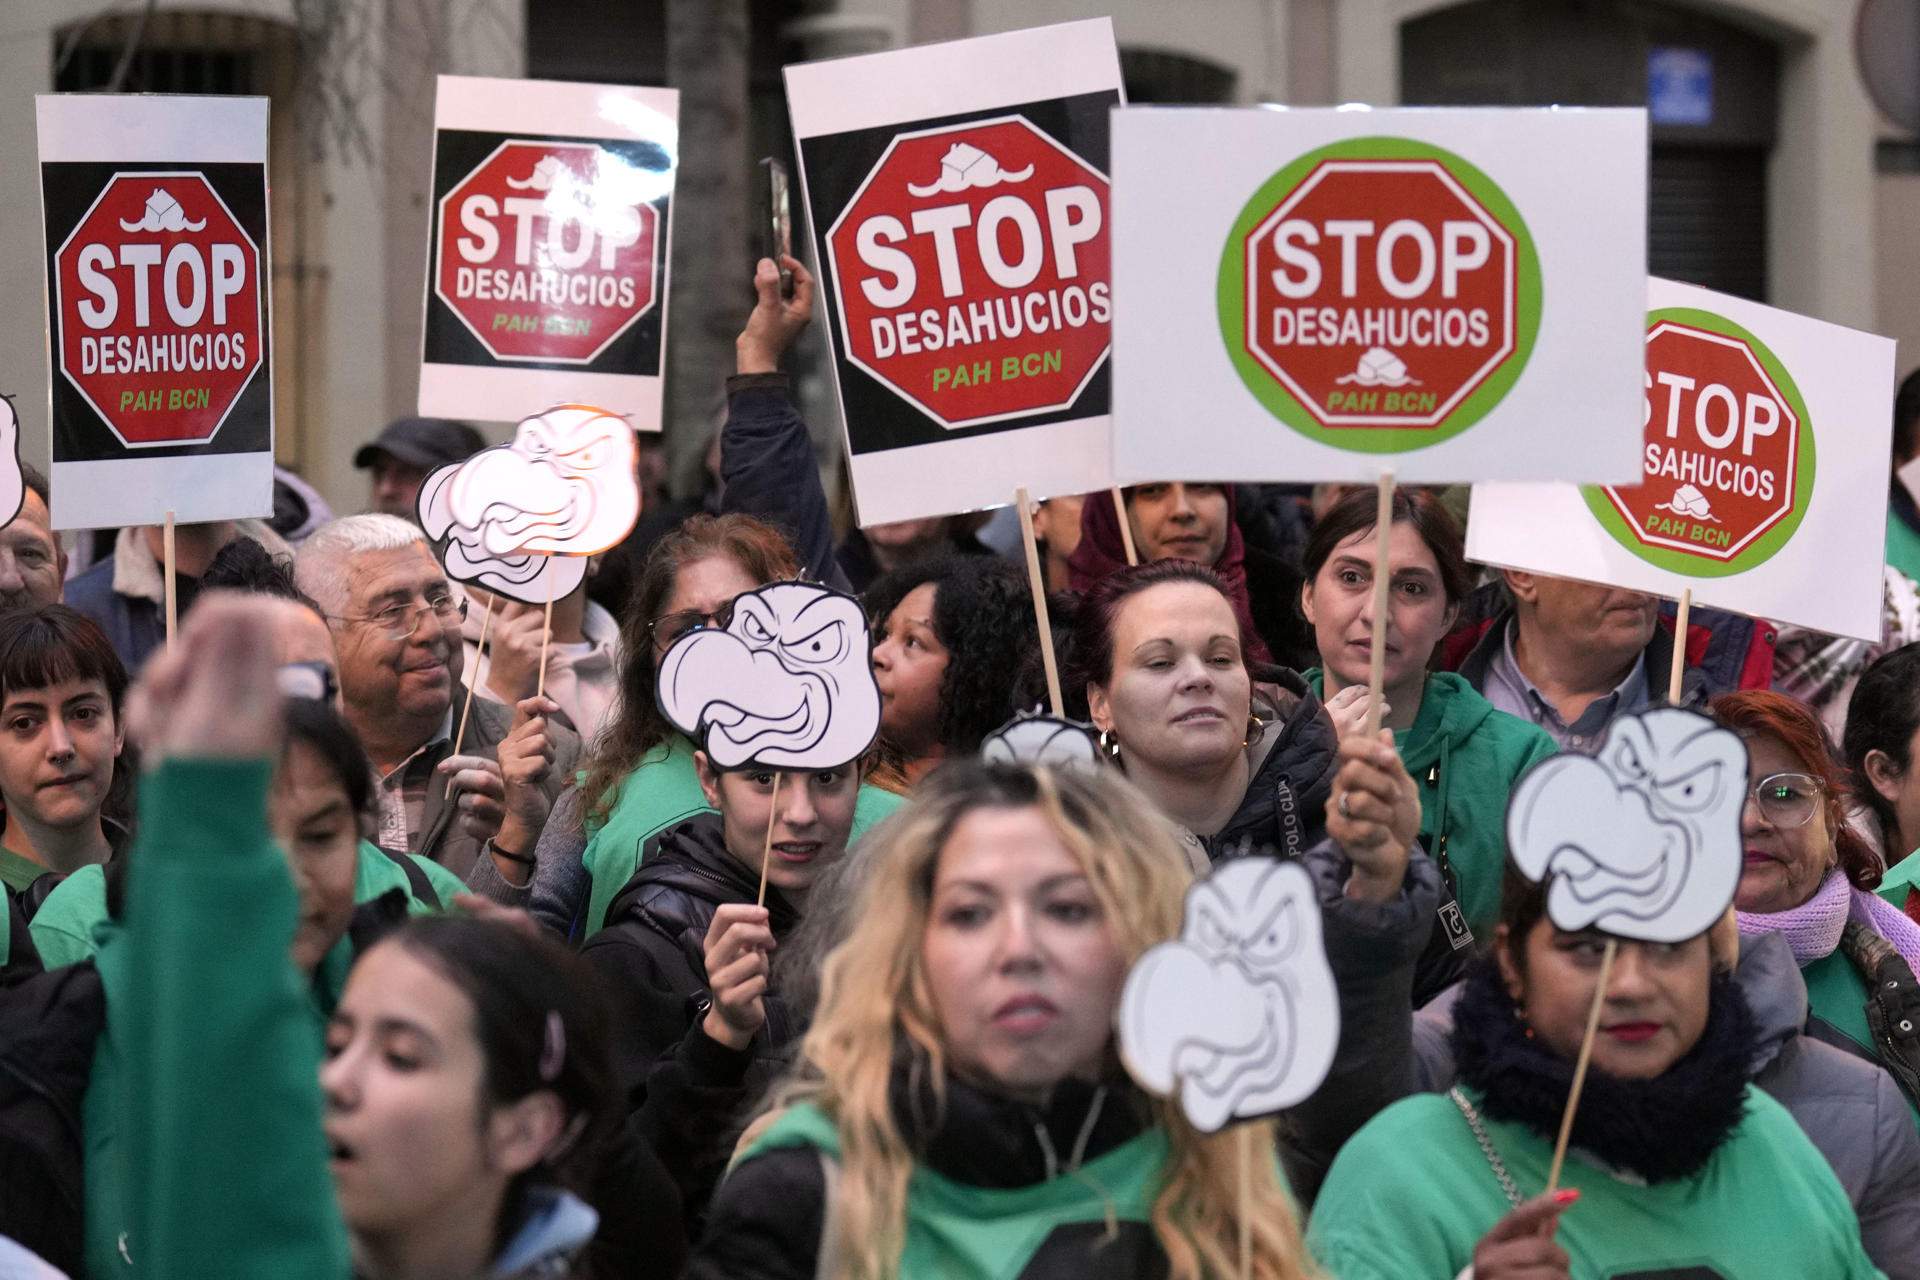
[1747, 772, 1825, 828]
[648, 602, 734, 650]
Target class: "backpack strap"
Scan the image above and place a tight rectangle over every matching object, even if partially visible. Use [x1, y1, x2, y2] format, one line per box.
[378, 847, 441, 912]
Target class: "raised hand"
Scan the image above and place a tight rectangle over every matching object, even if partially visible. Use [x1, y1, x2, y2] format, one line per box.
[735, 254, 815, 375]
[127, 591, 286, 763]
[700, 903, 775, 1050]
[1326, 728, 1419, 903]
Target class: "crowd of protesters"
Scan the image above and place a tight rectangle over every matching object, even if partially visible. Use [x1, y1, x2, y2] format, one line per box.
[0, 249, 1913, 1280]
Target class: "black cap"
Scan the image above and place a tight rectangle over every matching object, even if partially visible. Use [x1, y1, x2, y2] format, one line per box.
[353, 417, 487, 472]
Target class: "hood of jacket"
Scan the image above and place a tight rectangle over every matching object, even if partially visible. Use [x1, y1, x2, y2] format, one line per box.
[610, 813, 800, 936]
[1212, 667, 1337, 861]
[487, 1185, 599, 1279]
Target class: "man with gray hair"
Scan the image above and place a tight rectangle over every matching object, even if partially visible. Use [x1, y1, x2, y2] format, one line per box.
[294, 514, 578, 890]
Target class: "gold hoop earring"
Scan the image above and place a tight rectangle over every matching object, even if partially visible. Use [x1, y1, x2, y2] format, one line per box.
[1242, 713, 1262, 749]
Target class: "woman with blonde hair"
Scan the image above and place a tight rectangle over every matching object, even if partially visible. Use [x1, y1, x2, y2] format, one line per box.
[686, 734, 1439, 1280]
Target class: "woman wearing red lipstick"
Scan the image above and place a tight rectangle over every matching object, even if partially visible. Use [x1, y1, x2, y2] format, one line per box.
[687, 753, 1439, 1280]
[1298, 487, 1557, 1002]
[1308, 864, 1882, 1279]
[1713, 689, 1920, 1119]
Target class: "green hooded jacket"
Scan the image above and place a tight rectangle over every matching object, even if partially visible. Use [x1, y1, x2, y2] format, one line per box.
[1306, 670, 1557, 936]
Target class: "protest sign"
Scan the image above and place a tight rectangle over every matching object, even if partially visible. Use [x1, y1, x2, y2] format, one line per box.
[419, 76, 677, 427]
[785, 19, 1123, 524]
[37, 94, 273, 530]
[1467, 279, 1896, 641]
[1111, 107, 1647, 486]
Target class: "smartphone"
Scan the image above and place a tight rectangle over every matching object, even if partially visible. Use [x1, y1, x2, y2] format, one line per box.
[759, 156, 794, 298]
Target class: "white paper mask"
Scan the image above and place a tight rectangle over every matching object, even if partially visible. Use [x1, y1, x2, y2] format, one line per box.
[0, 396, 22, 528]
[1507, 707, 1748, 943]
[442, 405, 640, 558]
[656, 581, 881, 770]
[417, 463, 588, 605]
[1118, 858, 1339, 1132]
[980, 712, 1100, 771]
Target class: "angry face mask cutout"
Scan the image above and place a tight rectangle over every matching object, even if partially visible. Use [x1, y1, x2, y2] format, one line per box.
[980, 712, 1100, 772]
[656, 582, 882, 770]
[441, 404, 640, 558]
[1118, 858, 1339, 1132]
[417, 463, 588, 605]
[1507, 707, 1748, 943]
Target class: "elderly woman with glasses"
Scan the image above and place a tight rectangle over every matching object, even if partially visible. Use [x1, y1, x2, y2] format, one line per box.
[1711, 690, 1920, 1121]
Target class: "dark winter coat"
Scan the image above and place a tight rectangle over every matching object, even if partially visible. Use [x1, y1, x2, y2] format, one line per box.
[580, 814, 804, 1224]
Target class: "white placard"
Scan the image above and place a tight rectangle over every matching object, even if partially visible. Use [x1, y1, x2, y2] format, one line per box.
[1111, 107, 1647, 486]
[37, 95, 274, 529]
[419, 76, 678, 428]
[1468, 279, 1895, 641]
[785, 20, 1123, 524]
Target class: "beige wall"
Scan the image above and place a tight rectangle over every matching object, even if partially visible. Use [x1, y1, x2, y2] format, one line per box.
[2, 0, 521, 523]
[1877, 164, 1920, 381]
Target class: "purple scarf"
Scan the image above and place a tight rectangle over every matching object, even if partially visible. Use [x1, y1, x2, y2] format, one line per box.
[1736, 868, 1920, 972]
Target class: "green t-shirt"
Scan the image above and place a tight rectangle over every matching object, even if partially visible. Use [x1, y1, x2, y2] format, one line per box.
[31, 841, 459, 971]
[1878, 849, 1920, 913]
[742, 1102, 1175, 1279]
[1308, 1088, 1883, 1280]
[0, 844, 47, 894]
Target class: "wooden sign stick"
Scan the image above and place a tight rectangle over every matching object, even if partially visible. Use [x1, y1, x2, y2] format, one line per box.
[1016, 486, 1065, 716]
[162, 510, 178, 650]
[1363, 471, 1396, 736]
[452, 594, 496, 758]
[756, 771, 783, 908]
[1668, 588, 1692, 704]
[536, 563, 558, 701]
[1547, 936, 1618, 1193]
[1238, 1126, 1255, 1279]
[1110, 488, 1139, 566]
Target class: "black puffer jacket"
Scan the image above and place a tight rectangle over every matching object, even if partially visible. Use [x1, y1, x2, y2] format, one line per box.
[581, 814, 805, 1224]
[1207, 668, 1338, 864]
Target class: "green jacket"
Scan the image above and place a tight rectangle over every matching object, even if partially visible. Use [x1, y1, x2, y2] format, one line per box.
[1306, 670, 1556, 935]
[83, 833, 453, 1275]
[581, 735, 905, 938]
[741, 1102, 1170, 1278]
[96, 760, 351, 1278]
[1879, 849, 1920, 913]
[1308, 1087, 1883, 1279]
[32, 840, 459, 972]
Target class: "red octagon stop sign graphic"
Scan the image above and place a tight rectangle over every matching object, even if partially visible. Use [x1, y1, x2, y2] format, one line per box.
[54, 172, 262, 447]
[437, 141, 660, 365]
[1593, 317, 1809, 568]
[826, 115, 1111, 430]
[1221, 138, 1542, 453]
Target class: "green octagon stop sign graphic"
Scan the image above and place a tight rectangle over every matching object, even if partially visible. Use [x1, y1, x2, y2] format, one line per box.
[1217, 136, 1542, 454]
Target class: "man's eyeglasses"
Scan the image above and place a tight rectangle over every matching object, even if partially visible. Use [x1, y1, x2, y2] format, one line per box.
[649, 602, 734, 650]
[333, 591, 467, 641]
[1747, 772, 1825, 828]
